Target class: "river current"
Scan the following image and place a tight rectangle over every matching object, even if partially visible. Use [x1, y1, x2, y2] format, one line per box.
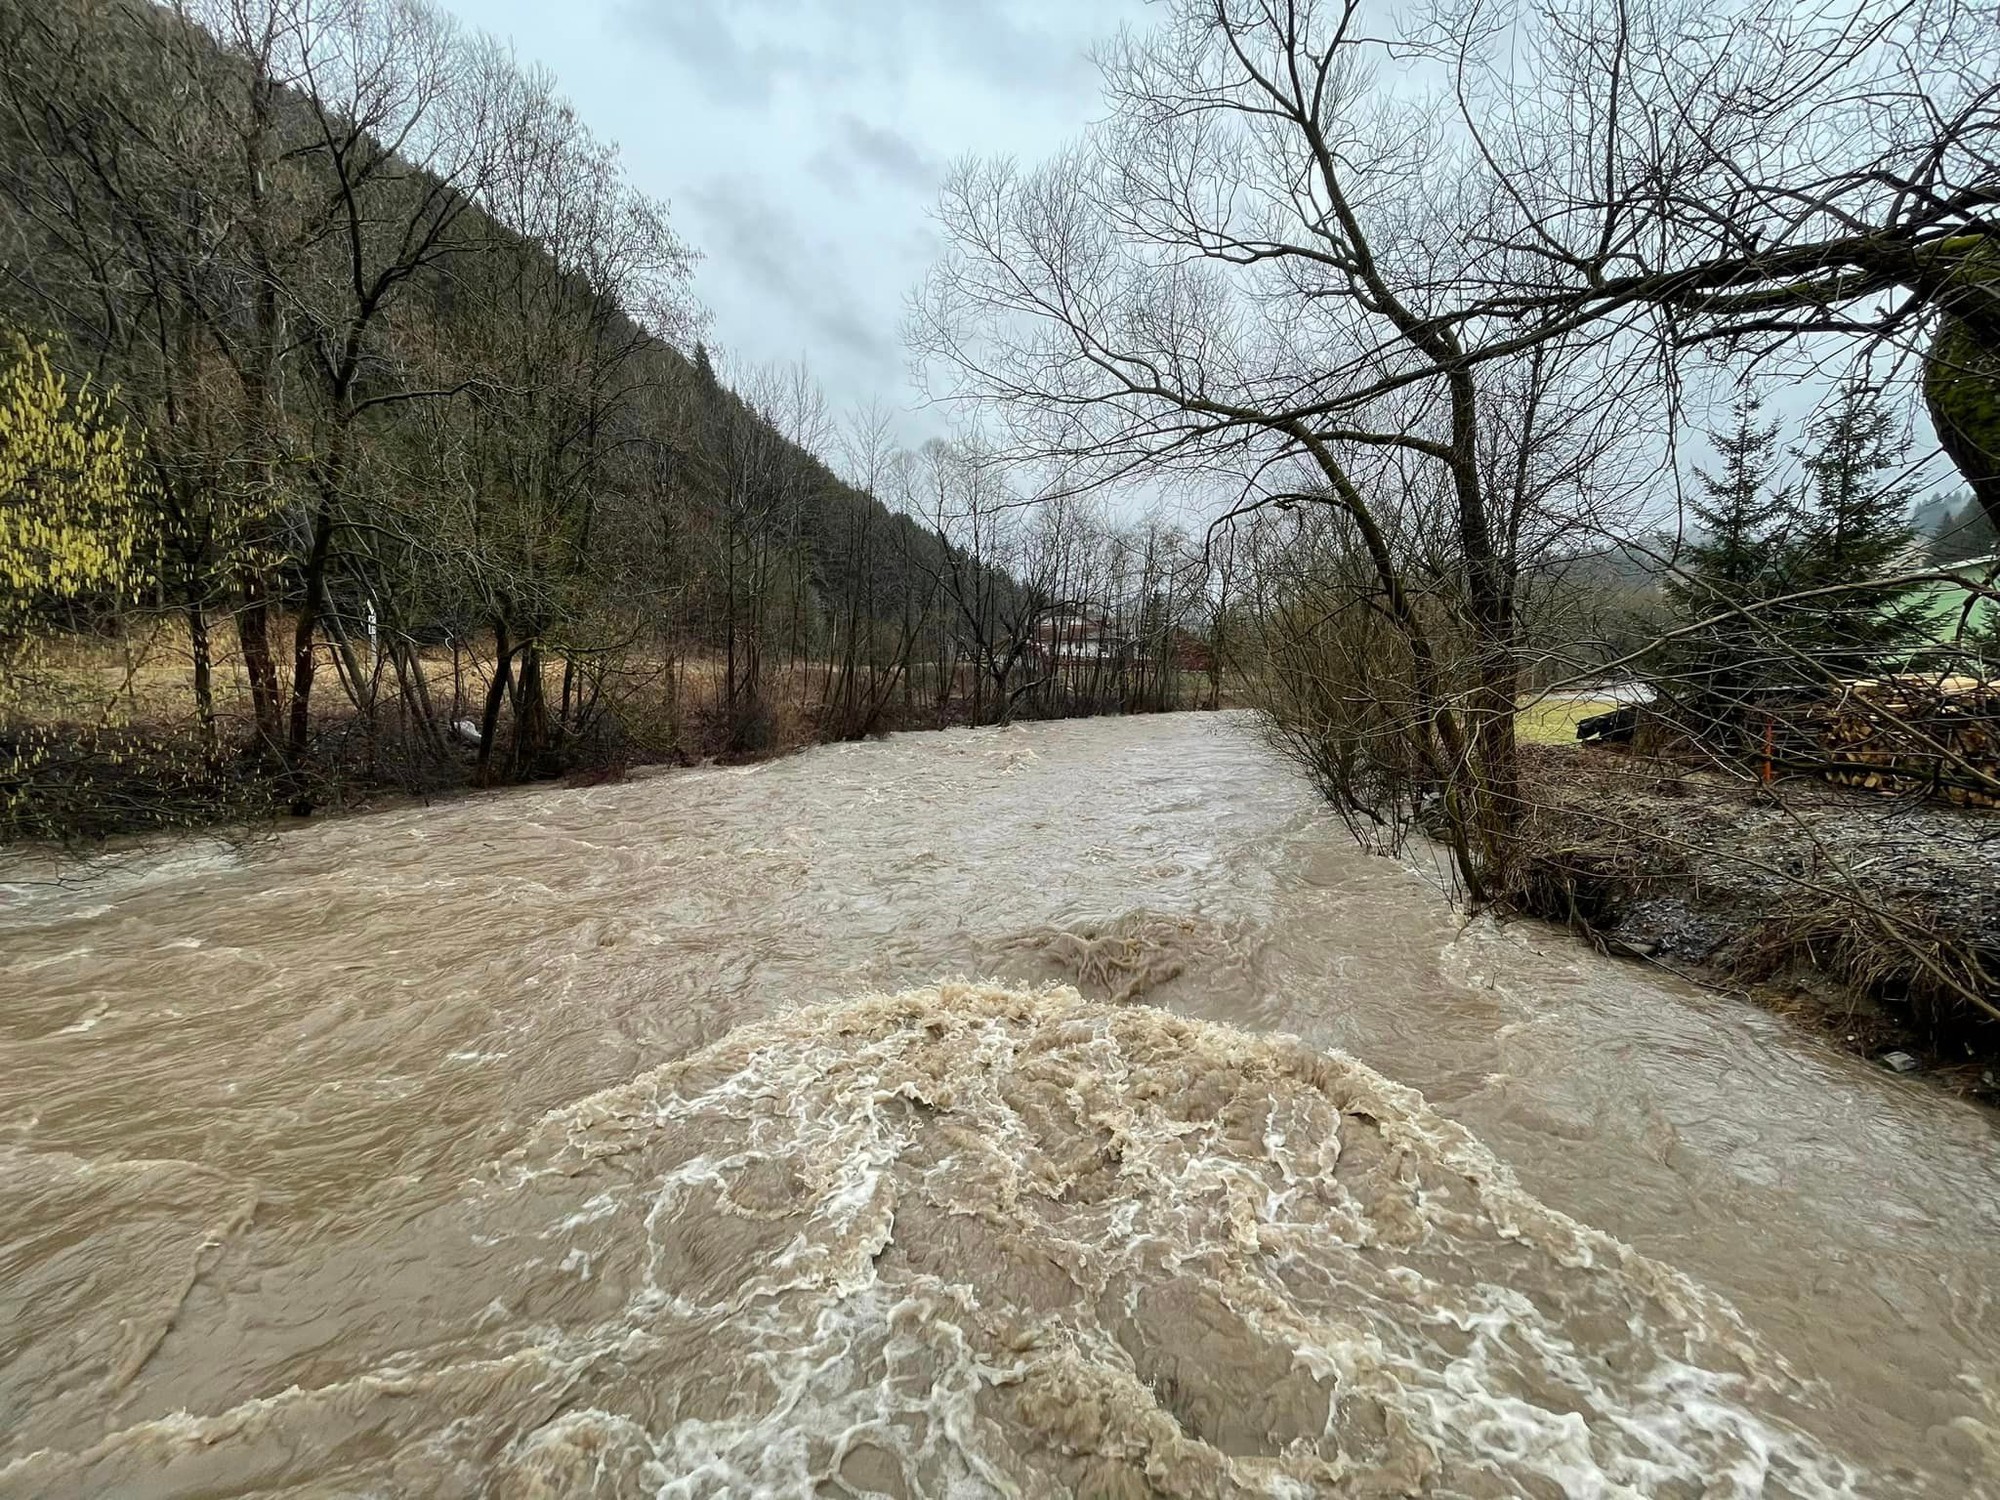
[2, 712, 1996, 1496]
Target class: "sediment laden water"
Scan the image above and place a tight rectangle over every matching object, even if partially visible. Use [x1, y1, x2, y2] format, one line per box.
[1, 714, 1997, 1496]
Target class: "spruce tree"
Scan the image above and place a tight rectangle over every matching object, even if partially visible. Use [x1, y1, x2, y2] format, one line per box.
[1929, 493, 1997, 566]
[1662, 394, 1792, 740]
[1786, 383, 1933, 680]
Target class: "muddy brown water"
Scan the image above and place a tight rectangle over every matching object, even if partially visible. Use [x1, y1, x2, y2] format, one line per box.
[2, 713, 1997, 1497]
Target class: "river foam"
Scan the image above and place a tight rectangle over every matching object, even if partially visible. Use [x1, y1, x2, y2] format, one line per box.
[479, 982, 1860, 1497]
[5, 981, 1864, 1497]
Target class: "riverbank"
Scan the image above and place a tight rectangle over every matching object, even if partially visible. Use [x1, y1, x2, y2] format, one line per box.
[1520, 741, 2000, 1097]
[4, 618, 1223, 842]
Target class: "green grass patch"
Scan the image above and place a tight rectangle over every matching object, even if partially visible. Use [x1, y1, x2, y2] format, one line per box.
[1914, 579, 1999, 644]
[1516, 698, 1619, 746]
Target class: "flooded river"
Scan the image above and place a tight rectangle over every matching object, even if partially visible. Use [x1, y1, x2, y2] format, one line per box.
[3, 713, 1997, 1496]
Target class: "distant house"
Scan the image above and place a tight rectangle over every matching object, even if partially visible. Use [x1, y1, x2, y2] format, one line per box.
[1029, 608, 1138, 669]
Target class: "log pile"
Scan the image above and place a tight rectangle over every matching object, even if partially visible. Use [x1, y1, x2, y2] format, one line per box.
[1802, 675, 2000, 808]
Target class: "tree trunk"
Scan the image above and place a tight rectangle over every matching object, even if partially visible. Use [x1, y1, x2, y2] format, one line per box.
[1925, 316, 2000, 534]
[237, 570, 283, 755]
[283, 495, 337, 811]
[476, 617, 512, 786]
[392, 639, 448, 762]
[186, 602, 216, 754]
[510, 641, 553, 780]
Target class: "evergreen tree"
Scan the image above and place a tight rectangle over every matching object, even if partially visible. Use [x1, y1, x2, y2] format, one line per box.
[1929, 493, 1998, 566]
[1785, 383, 1933, 679]
[1661, 394, 1792, 739]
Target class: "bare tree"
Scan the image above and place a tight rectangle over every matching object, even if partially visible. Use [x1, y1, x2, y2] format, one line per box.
[908, 437, 1080, 725]
[822, 401, 931, 736]
[440, 60, 697, 782]
[1410, 0, 2000, 518]
[912, 0, 1657, 894]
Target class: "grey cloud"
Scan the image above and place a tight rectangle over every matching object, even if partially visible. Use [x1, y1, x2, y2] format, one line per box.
[902, 220, 944, 262]
[833, 114, 937, 187]
[480, 0, 1145, 429]
[804, 145, 859, 195]
[686, 178, 894, 370]
[685, 179, 813, 309]
[923, 3, 1104, 97]
[616, 0, 1103, 101]
[615, 0, 828, 104]
[810, 300, 898, 370]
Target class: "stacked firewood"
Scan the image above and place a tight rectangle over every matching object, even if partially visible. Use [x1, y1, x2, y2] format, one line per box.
[1802, 675, 2000, 808]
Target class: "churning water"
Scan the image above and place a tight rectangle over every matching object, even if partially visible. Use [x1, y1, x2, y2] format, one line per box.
[2, 714, 1997, 1496]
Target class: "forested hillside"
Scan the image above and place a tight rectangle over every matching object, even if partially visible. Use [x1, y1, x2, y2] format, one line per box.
[0, 0, 1210, 838]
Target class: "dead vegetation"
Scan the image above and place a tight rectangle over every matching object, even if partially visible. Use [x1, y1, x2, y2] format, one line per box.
[2, 612, 1216, 841]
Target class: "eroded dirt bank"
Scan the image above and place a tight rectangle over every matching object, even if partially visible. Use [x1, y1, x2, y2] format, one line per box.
[3, 713, 1998, 1495]
[1523, 743, 2000, 1090]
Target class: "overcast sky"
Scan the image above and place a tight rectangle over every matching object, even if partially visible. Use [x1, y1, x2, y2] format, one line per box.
[437, 0, 1955, 515]
[438, 0, 1148, 449]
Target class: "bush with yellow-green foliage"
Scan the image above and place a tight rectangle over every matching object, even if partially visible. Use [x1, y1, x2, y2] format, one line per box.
[0, 333, 173, 840]
[0, 332, 146, 642]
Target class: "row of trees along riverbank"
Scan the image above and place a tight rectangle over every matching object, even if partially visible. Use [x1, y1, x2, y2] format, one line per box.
[0, 0, 1232, 842]
[906, 0, 2000, 1047]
